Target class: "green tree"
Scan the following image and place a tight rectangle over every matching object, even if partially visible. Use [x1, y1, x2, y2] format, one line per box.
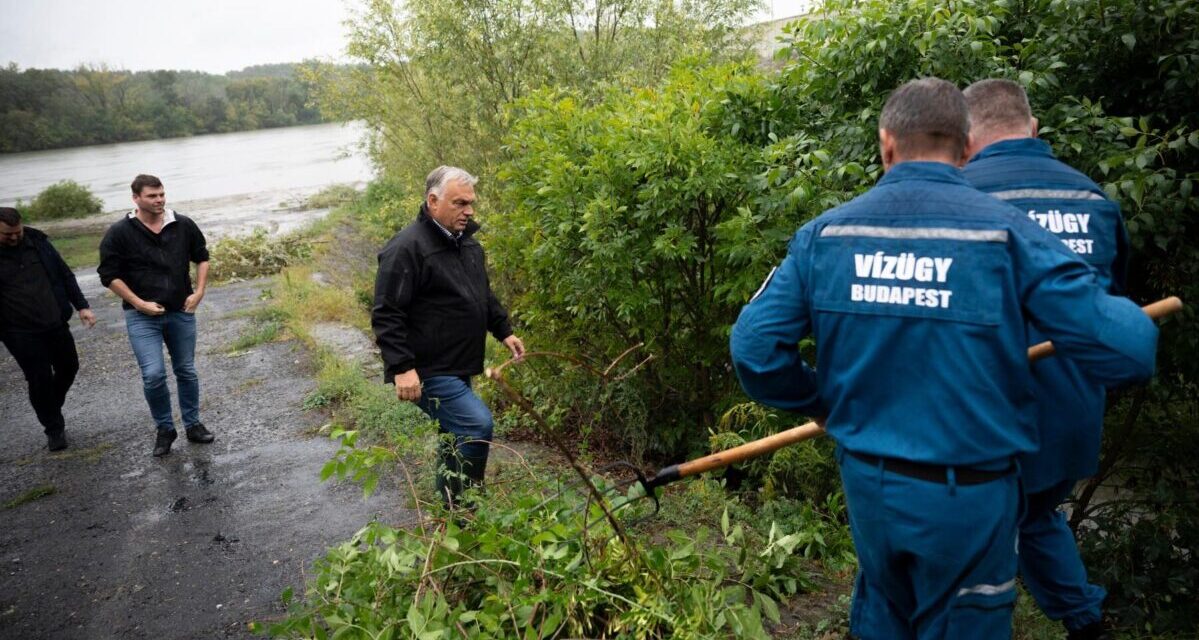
[305, 0, 763, 185]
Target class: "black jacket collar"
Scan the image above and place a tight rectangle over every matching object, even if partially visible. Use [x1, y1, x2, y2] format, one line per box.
[417, 203, 480, 245]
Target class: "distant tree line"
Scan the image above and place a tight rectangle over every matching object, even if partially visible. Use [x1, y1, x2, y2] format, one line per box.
[0, 63, 337, 152]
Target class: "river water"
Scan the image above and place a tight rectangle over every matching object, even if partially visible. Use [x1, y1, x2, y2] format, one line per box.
[0, 121, 373, 211]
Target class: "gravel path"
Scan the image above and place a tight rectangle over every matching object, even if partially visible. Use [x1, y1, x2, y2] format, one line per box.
[0, 278, 414, 639]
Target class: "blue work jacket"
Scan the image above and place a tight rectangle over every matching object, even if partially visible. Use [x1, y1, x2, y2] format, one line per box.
[730, 161, 1157, 467]
[963, 138, 1129, 491]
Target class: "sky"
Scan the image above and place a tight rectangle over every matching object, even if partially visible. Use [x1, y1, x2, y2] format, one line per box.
[0, 0, 816, 74]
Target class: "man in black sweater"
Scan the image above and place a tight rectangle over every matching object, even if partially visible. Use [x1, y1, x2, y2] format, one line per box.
[98, 175, 214, 457]
[0, 207, 95, 451]
[372, 166, 525, 507]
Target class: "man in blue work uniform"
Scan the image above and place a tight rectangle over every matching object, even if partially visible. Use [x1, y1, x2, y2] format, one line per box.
[962, 78, 1126, 640]
[730, 78, 1158, 639]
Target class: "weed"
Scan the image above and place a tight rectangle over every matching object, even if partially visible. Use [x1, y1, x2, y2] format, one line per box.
[16, 443, 113, 466]
[303, 184, 361, 209]
[209, 228, 313, 283]
[4, 484, 57, 509]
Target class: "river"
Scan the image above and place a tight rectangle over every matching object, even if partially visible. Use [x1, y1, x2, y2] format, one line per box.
[0, 121, 373, 212]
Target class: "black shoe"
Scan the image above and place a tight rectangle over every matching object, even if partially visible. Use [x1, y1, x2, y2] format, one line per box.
[185, 422, 215, 443]
[47, 431, 68, 452]
[153, 429, 177, 457]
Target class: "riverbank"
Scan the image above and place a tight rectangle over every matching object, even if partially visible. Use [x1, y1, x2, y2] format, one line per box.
[31, 183, 361, 281]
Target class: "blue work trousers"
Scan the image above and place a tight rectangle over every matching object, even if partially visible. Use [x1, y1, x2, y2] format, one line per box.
[1020, 480, 1105, 631]
[839, 448, 1021, 640]
[417, 375, 494, 461]
[124, 309, 200, 432]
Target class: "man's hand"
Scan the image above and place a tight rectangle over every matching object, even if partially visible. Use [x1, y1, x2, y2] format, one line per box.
[78, 309, 97, 328]
[503, 335, 525, 361]
[394, 369, 422, 403]
[135, 299, 166, 316]
[183, 290, 205, 313]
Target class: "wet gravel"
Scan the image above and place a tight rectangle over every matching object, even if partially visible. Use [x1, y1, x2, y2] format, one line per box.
[0, 278, 414, 639]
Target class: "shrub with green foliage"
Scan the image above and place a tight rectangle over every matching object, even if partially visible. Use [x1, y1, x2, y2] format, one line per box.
[491, 0, 1198, 631]
[208, 228, 312, 282]
[22, 180, 103, 221]
[493, 64, 773, 457]
[265, 431, 815, 640]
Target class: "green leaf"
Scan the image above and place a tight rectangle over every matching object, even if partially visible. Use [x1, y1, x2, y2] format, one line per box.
[1121, 33, 1136, 51]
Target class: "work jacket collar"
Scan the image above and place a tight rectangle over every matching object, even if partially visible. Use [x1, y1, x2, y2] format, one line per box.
[418, 203, 480, 245]
[877, 161, 969, 187]
[967, 137, 1055, 164]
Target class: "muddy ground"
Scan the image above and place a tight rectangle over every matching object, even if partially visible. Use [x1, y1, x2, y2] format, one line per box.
[0, 277, 415, 639]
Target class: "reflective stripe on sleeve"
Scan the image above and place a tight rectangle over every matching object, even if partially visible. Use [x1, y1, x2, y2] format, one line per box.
[820, 225, 1009, 243]
[956, 579, 1016, 598]
[990, 188, 1104, 201]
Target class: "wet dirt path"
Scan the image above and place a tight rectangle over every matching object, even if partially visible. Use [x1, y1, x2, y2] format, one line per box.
[0, 278, 414, 639]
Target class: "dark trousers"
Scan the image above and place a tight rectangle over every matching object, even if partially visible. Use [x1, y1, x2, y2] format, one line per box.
[2, 325, 79, 434]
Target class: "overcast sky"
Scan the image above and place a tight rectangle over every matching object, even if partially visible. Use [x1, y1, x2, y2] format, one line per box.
[0, 0, 816, 74]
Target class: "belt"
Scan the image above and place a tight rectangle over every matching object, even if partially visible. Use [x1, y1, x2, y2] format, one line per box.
[847, 450, 1014, 486]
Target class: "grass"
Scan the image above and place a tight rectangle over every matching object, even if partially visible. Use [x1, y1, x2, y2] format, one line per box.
[14, 442, 113, 466]
[227, 307, 289, 352]
[4, 484, 57, 509]
[48, 227, 106, 270]
[303, 184, 361, 209]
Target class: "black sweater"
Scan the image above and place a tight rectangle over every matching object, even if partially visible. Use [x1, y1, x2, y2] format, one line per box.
[0, 227, 89, 333]
[372, 206, 512, 381]
[97, 211, 209, 311]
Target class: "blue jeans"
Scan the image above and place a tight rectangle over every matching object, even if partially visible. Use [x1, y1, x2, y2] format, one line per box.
[839, 448, 1021, 640]
[124, 309, 200, 432]
[1019, 480, 1106, 631]
[417, 375, 493, 461]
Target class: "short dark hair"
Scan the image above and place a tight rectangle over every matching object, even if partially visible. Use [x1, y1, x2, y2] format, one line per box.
[963, 78, 1032, 135]
[0, 207, 21, 226]
[131, 174, 164, 195]
[879, 77, 970, 159]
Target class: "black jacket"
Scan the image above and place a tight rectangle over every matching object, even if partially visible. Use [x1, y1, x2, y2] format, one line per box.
[0, 227, 89, 333]
[372, 206, 513, 381]
[97, 211, 209, 311]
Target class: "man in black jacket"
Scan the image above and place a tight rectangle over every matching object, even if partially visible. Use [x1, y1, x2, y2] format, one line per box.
[98, 174, 214, 457]
[0, 207, 96, 451]
[372, 166, 524, 507]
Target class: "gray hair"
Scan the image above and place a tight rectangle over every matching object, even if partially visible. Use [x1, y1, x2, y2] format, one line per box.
[963, 78, 1033, 136]
[425, 165, 478, 198]
[879, 77, 970, 158]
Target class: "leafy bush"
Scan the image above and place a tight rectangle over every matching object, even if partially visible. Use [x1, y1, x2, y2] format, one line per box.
[493, 64, 770, 457]
[713, 404, 841, 505]
[265, 432, 815, 640]
[352, 176, 420, 243]
[208, 228, 312, 282]
[23, 180, 103, 220]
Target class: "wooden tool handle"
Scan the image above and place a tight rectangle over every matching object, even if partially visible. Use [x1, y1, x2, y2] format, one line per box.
[1027, 296, 1183, 362]
[650, 422, 825, 484]
[661, 296, 1183, 484]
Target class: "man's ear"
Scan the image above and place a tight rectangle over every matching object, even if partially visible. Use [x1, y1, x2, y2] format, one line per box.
[879, 129, 896, 171]
[425, 191, 438, 210]
[959, 132, 975, 167]
[1030, 116, 1039, 138]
